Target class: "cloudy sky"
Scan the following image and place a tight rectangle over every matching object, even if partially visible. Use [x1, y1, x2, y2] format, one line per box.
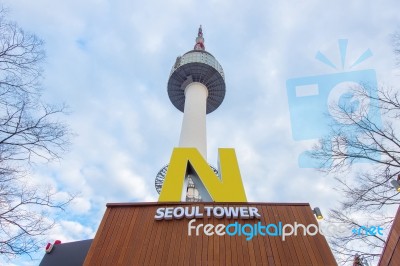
[2, 0, 400, 264]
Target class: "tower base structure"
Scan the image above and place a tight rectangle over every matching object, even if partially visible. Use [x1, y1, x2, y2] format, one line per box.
[81, 202, 337, 265]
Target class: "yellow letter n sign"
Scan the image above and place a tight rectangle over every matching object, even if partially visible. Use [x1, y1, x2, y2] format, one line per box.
[158, 148, 247, 202]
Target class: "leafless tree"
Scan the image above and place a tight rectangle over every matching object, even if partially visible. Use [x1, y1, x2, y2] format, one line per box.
[0, 9, 72, 259]
[310, 81, 400, 264]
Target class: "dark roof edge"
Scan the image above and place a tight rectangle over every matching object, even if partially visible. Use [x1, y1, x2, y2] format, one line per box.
[106, 202, 311, 207]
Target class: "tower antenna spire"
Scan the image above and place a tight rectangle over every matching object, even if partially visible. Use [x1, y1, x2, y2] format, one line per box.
[194, 25, 205, 51]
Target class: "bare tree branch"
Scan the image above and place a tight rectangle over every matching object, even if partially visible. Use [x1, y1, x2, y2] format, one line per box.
[0, 8, 73, 260]
[310, 79, 400, 264]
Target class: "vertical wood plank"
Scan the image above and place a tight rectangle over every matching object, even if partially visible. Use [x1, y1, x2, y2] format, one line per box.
[83, 207, 110, 265]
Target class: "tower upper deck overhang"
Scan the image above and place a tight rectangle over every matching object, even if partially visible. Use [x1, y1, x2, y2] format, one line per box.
[167, 49, 226, 114]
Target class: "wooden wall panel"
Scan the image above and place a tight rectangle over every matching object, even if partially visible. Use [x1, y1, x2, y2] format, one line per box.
[379, 206, 400, 266]
[84, 202, 337, 266]
[83, 208, 110, 264]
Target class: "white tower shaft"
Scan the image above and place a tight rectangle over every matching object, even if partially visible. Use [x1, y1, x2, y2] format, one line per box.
[179, 82, 208, 159]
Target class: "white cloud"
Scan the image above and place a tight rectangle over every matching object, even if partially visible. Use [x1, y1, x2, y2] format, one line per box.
[69, 197, 92, 214]
[48, 220, 95, 242]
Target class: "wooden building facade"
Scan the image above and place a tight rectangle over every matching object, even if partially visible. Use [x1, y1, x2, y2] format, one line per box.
[83, 202, 337, 265]
[379, 206, 400, 266]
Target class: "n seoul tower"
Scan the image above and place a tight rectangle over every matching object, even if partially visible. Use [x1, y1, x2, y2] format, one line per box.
[155, 26, 226, 199]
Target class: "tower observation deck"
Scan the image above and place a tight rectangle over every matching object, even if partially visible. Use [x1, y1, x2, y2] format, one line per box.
[155, 26, 225, 200]
[167, 48, 226, 114]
